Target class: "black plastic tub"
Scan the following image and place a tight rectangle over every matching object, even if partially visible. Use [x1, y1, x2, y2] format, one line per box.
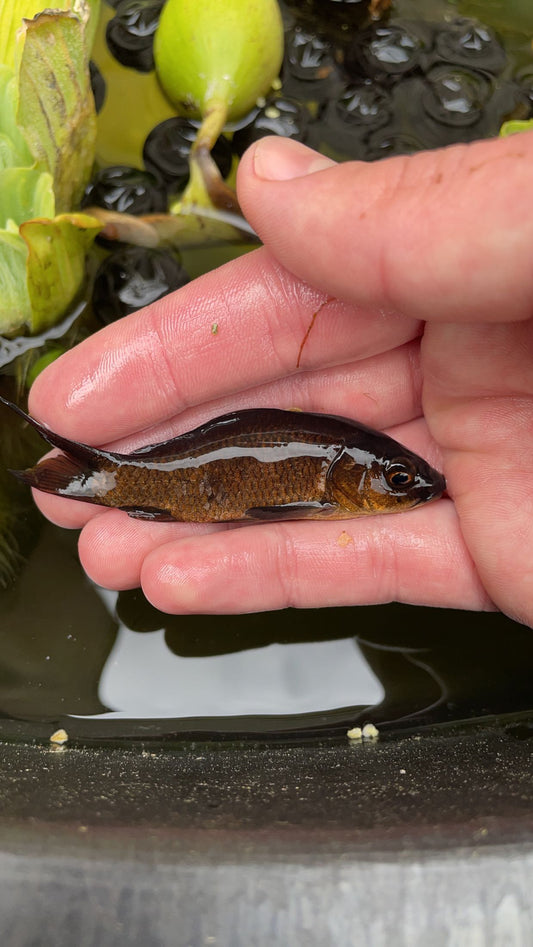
[1, 720, 533, 945]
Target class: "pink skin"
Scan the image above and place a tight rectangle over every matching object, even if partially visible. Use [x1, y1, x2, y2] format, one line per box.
[29, 132, 533, 622]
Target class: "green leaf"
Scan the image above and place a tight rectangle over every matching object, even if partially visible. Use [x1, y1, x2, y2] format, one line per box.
[0, 167, 54, 228]
[0, 0, 46, 70]
[0, 2, 102, 336]
[71, 0, 101, 53]
[0, 211, 101, 336]
[0, 228, 32, 334]
[0, 0, 101, 70]
[20, 212, 101, 332]
[15, 9, 97, 210]
[0, 64, 32, 169]
[499, 119, 533, 138]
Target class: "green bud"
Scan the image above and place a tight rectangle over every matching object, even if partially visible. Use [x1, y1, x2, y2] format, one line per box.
[154, 0, 284, 122]
[26, 347, 66, 387]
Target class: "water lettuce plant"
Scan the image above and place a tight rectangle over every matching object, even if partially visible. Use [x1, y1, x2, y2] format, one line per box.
[0, 0, 101, 336]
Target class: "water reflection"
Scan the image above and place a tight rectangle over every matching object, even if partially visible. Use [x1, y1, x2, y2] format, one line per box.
[95, 603, 385, 718]
[1, 523, 533, 742]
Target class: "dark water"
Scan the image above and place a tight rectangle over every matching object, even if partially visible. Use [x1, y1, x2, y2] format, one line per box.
[1, 520, 532, 744]
[0, 0, 532, 745]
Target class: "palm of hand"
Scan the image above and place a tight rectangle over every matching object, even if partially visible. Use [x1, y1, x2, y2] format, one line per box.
[422, 317, 533, 626]
[26, 257, 486, 619]
[29, 132, 533, 622]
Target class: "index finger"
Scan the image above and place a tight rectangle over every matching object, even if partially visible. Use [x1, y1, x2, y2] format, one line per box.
[29, 247, 419, 444]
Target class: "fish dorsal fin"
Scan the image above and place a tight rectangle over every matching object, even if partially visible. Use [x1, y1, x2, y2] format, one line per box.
[0, 395, 104, 467]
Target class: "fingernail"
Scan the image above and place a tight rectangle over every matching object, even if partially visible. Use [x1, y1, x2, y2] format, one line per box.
[252, 136, 336, 181]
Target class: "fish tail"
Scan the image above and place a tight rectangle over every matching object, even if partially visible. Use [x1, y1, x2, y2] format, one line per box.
[10, 455, 103, 501]
[0, 394, 103, 468]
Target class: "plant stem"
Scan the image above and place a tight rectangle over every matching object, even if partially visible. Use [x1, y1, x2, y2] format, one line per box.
[183, 97, 243, 214]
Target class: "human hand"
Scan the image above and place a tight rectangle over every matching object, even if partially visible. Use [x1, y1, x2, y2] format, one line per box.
[29, 132, 533, 623]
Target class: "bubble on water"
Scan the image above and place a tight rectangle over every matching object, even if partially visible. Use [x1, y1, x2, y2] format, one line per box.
[346, 22, 432, 81]
[422, 65, 490, 128]
[335, 81, 391, 127]
[434, 18, 507, 76]
[286, 27, 335, 82]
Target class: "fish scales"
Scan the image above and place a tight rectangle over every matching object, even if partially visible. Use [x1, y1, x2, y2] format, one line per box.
[98, 451, 336, 521]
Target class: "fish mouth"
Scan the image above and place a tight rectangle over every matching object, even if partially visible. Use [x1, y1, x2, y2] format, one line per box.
[412, 495, 436, 508]
[416, 470, 446, 504]
[412, 479, 446, 507]
[433, 473, 447, 500]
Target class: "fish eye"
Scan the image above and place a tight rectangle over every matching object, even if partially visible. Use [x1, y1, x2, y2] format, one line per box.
[385, 459, 416, 489]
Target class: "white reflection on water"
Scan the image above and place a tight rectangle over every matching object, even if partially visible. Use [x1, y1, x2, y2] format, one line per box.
[89, 591, 384, 719]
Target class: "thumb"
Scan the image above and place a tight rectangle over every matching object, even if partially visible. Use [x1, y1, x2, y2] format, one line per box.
[237, 134, 533, 323]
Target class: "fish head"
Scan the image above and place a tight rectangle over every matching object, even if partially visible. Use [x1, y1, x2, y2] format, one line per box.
[327, 441, 446, 515]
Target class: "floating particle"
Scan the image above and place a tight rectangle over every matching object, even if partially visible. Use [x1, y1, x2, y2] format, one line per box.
[50, 729, 68, 746]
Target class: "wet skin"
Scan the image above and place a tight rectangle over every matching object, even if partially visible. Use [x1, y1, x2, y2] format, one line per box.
[0, 397, 444, 523]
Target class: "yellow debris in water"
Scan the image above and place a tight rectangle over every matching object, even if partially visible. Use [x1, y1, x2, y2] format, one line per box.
[362, 723, 379, 740]
[347, 723, 379, 741]
[346, 727, 362, 741]
[50, 728, 68, 745]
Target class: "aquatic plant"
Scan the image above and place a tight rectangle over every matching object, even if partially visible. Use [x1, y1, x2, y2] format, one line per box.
[86, 0, 284, 246]
[154, 0, 284, 214]
[0, 396, 42, 587]
[500, 118, 533, 136]
[0, 0, 101, 336]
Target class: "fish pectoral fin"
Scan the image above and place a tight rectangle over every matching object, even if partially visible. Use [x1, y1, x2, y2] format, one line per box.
[121, 505, 176, 522]
[244, 502, 337, 521]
